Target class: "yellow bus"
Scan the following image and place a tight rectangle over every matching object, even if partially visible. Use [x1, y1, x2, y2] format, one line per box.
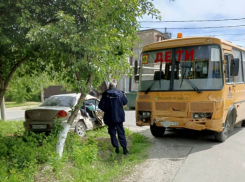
[134, 33, 245, 142]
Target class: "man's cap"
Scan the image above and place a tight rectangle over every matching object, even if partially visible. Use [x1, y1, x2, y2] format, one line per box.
[109, 79, 117, 87]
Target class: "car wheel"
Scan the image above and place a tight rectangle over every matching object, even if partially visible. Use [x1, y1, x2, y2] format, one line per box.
[75, 121, 87, 137]
[214, 113, 233, 142]
[150, 124, 166, 137]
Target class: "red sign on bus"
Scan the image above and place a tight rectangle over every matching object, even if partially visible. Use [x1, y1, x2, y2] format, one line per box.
[154, 49, 194, 63]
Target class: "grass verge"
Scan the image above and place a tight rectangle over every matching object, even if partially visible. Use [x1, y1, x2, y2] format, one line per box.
[0, 121, 150, 182]
[5, 102, 41, 109]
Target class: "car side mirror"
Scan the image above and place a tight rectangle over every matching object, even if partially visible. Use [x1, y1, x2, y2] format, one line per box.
[230, 58, 239, 76]
[134, 60, 139, 83]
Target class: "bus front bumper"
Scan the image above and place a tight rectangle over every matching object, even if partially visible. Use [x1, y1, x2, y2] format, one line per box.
[136, 117, 224, 132]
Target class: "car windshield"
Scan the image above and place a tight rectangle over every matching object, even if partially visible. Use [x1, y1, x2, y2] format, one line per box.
[40, 96, 76, 107]
[139, 45, 223, 92]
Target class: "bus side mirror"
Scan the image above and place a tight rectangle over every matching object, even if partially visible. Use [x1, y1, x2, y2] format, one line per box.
[230, 58, 239, 76]
[134, 60, 139, 83]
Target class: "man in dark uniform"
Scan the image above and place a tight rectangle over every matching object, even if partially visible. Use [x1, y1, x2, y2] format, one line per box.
[89, 86, 97, 97]
[98, 79, 128, 155]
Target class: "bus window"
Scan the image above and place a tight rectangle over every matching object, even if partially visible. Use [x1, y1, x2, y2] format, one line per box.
[242, 51, 245, 81]
[139, 49, 172, 91]
[224, 54, 234, 84]
[173, 45, 222, 91]
[233, 49, 243, 83]
[140, 45, 223, 92]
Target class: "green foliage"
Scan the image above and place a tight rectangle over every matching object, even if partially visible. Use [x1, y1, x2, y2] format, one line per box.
[5, 65, 65, 103]
[0, 0, 161, 143]
[21, 0, 161, 92]
[0, 121, 150, 182]
[51, 119, 64, 137]
[0, 121, 25, 136]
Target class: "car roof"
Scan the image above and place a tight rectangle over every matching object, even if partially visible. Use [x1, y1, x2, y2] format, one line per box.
[50, 93, 97, 100]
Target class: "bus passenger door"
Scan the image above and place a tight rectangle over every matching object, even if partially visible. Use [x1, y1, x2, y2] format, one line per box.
[224, 54, 235, 111]
[232, 49, 245, 123]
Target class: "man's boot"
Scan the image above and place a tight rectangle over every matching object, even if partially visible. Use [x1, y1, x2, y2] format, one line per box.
[123, 147, 129, 155]
[115, 147, 119, 154]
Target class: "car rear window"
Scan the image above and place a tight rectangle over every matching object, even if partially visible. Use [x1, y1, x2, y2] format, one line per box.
[40, 96, 76, 107]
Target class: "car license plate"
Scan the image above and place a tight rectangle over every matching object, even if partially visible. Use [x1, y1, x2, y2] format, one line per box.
[32, 125, 47, 129]
[160, 121, 178, 127]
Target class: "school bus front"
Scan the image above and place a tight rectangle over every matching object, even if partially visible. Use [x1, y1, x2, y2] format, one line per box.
[135, 36, 243, 142]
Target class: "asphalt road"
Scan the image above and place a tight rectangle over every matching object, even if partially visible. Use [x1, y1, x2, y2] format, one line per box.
[3, 109, 245, 181]
[0, 108, 25, 121]
[124, 111, 245, 182]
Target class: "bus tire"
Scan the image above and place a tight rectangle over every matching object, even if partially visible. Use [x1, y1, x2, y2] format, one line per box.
[242, 120, 245, 126]
[214, 113, 234, 142]
[150, 124, 166, 137]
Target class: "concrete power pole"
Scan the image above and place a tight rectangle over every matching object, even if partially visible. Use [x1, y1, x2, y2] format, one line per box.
[40, 85, 44, 103]
[123, 75, 126, 93]
[1, 96, 6, 121]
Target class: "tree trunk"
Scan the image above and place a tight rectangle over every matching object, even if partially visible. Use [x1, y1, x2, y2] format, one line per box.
[0, 88, 5, 107]
[0, 59, 5, 106]
[0, 57, 29, 105]
[56, 73, 94, 157]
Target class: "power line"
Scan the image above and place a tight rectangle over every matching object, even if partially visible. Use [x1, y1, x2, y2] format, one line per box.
[142, 28, 244, 34]
[141, 25, 245, 29]
[181, 30, 244, 34]
[185, 33, 244, 37]
[139, 18, 245, 23]
[172, 30, 236, 34]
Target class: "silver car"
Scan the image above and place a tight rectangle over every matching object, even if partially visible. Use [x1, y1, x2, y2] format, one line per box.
[23, 93, 104, 137]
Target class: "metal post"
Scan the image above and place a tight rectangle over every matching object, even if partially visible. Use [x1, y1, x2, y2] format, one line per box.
[1, 96, 6, 121]
[123, 75, 126, 93]
[40, 85, 44, 103]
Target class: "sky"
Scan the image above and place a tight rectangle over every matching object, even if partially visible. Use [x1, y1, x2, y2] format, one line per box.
[139, 0, 245, 48]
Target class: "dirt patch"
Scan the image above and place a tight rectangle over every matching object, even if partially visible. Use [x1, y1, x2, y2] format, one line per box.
[121, 126, 192, 182]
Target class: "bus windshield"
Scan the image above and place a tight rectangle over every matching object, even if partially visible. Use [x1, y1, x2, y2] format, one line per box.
[139, 45, 223, 92]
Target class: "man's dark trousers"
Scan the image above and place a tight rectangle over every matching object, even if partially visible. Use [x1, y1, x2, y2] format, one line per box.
[108, 122, 127, 148]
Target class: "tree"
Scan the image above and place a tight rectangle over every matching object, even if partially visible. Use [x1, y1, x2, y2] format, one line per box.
[1, 0, 161, 156]
[0, 1, 52, 104]
[5, 65, 64, 103]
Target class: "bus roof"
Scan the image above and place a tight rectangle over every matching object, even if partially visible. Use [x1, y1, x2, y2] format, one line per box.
[142, 36, 245, 52]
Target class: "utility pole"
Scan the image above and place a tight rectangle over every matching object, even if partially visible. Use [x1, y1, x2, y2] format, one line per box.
[1, 96, 5, 121]
[40, 85, 44, 103]
[129, 22, 135, 92]
[123, 75, 126, 93]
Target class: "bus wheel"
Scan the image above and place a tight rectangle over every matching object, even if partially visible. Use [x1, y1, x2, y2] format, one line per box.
[242, 120, 245, 126]
[150, 124, 166, 137]
[214, 113, 233, 142]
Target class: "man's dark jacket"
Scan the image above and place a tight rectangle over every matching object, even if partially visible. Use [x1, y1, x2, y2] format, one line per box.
[98, 87, 127, 125]
[89, 90, 97, 97]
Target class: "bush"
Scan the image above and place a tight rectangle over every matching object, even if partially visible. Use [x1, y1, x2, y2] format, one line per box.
[0, 122, 150, 182]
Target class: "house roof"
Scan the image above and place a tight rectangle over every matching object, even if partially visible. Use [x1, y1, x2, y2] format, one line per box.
[139, 29, 170, 39]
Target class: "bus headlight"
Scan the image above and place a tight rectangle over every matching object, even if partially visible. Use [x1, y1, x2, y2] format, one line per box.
[192, 113, 212, 119]
[138, 111, 151, 118]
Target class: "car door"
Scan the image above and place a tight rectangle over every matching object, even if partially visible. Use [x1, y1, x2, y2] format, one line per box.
[85, 99, 104, 125]
[94, 99, 104, 125]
